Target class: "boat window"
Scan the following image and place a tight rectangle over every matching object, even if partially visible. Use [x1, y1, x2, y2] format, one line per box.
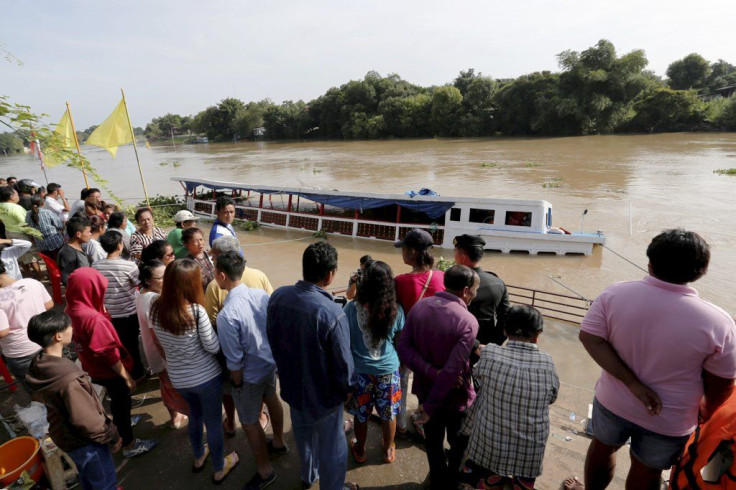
[469, 208, 495, 224]
[450, 208, 461, 221]
[505, 211, 532, 227]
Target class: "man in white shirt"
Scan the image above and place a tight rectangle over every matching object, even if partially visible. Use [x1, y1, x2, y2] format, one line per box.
[44, 183, 70, 222]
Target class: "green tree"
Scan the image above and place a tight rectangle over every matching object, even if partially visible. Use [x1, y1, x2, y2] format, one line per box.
[429, 85, 463, 136]
[192, 98, 245, 141]
[453, 69, 496, 136]
[263, 100, 309, 139]
[666, 53, 711, 90]
[234, 99, 273, 138]
[706, 59, 736, 93]
[629, 88, 705, 132]
[556, 39, 649, 133]
[0, 132, 23, 154]
[716, 97, 736, 130]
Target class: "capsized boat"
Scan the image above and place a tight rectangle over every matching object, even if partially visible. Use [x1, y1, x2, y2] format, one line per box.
[173, 177, 606, 256]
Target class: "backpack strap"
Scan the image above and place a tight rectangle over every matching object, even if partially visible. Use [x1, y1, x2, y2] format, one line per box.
[417, 270, 433, 302]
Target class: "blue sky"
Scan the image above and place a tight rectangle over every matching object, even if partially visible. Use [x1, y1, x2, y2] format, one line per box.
[2, 0, 734, 128]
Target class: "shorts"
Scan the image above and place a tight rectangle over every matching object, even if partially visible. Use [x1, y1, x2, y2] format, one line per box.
[592, 398, 689, 470]
[231, 371, 276, 425]
[346, 370, 401, 423]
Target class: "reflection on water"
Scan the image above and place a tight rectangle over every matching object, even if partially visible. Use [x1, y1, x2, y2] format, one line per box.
[4, 134, 736, 389]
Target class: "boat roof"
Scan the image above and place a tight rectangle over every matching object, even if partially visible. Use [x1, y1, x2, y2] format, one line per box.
[173, 177, 551, 220]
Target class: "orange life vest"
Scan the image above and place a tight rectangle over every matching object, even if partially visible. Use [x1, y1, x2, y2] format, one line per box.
[670, 392, 736, 489]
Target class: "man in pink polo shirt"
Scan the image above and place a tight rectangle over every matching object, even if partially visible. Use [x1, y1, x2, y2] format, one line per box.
[565, 229, 736, 490]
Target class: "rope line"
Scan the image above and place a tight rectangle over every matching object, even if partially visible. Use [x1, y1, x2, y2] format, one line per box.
[602, 244, 648, 273]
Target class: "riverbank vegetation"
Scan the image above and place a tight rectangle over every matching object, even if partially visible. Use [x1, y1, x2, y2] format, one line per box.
[141, 40, 736, 141]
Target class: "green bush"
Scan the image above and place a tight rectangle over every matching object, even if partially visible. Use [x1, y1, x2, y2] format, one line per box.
[130, 195, 186, 228]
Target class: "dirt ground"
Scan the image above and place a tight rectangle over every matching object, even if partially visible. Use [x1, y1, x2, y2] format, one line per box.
[0, 371, 653, 490]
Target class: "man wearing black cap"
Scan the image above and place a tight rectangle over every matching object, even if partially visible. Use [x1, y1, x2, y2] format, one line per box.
[454, 234, 510, 348]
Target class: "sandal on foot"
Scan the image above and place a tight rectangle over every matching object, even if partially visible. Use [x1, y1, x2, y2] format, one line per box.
[192, 444, 210, 473]
[383, 442, 396, 464]
[343, 483, 359, 490]
[212, 451, 240, 485]
[267, 439, 290, 456]
[350, 438, 367, 463]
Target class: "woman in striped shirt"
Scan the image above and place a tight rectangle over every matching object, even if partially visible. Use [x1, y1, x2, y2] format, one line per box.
[130, 208, 166, 260]
[150, 258, 239, 484]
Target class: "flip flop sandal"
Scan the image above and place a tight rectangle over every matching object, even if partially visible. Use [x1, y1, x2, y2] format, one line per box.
[212, 451, 240, 485]
[382, 442, 396, 464]
[192, 444, 210, 473]
[350, 438, 367, 464]
[342, 483, 360, 490]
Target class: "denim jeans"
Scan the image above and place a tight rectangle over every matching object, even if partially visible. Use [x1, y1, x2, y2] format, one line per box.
[67, 442, 117, 490]
[290, 404, 347, 490]
[3, 351, 40, 393]
[178, 376, 225, 471]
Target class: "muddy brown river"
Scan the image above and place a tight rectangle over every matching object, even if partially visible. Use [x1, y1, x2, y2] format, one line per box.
[4, 133, 736, 390]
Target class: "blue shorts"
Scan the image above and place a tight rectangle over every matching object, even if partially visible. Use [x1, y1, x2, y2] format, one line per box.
[592, 398, 689, 470]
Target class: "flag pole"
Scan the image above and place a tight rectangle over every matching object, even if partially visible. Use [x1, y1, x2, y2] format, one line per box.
[120, 88, 150, 208]
[65, 102, 90, 189]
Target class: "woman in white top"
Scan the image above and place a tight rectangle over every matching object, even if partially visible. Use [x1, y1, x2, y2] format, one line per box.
[84, 215, 107, 264]
[0, 238, 32, 280]
[135, 260, 188, 428]
[150, 259, 239, 484]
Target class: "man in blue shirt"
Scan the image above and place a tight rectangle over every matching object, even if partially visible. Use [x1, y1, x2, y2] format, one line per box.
[209, 196, 238, 247]
[267, 242, 358, 490]
[215, 251, 287, 490]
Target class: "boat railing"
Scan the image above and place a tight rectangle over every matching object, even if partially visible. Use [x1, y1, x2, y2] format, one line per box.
[189, 195, 446, 245]
[506, 284, 590, 325]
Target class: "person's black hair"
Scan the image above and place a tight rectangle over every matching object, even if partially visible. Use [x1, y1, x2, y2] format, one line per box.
[646, 228, 710, 284]
[108, 211, 125, 229]
[99, 230, 123, 254]
[0, 186, 15, 203]
[444, 264, 476, 292]
[215, 196, 235, 212]
[47, 183, 61, 194]
[66, 215, 91, 239]
[134, 207, 153, 223]
[80, 187, 100, 200]
[181, 227, 202, 244]
[355, 261, 398, 347]
[29, 194, 44, 226]
[139, 259, 165, 289]
[0, 259, 5, 275]
[303, 241, 338, 283]
[504, 305, 544, 339]
[28, 311, 72, 348]
[457, 244, 484, 262]
[89, 214, 105, 233]
[215, 251, 246, 281]
[359, 255, 373, 267]
[6, 176, 16, 183]
[141, 240, 170, 262]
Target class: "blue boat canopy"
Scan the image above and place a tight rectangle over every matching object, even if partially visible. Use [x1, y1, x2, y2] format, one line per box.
[182, 180, 454, 219]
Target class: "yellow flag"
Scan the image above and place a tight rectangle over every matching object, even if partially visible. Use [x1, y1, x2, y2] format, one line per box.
[44, 109, 75, 167]
[86, 98, 133, 158]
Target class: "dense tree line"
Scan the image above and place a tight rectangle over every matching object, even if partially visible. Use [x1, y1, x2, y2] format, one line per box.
[144, 40, 736, 142]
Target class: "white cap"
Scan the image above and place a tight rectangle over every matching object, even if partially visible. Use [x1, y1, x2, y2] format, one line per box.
[174, 210, 196, 223]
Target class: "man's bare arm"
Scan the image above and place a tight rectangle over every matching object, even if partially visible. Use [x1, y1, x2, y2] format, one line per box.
[579, 330, 662, 415]
[700, 370, 735, 422]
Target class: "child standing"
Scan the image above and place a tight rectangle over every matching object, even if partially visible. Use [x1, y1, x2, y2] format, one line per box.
[25, 310, 121, 490]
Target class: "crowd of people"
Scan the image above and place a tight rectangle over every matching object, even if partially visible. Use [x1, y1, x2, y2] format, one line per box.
[1, 178, 735, 490]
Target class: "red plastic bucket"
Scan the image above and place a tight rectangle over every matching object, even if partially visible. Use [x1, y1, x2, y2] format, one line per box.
[0, 436, 42, 486]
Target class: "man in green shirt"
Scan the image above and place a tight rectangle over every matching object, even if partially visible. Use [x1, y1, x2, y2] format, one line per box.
[167, 210, 197, 259]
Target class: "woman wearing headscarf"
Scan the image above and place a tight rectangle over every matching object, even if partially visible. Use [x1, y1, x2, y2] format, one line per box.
[65, 267, 158, 459]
